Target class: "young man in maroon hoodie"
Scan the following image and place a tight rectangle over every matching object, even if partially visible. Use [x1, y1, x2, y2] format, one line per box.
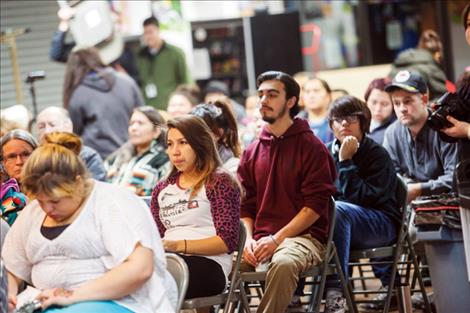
[237, 71, 337, 313]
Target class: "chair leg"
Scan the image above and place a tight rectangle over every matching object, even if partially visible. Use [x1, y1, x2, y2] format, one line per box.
[333, 246, 356, 313]
[239, 281, 252, 313]
[406, 234, 432, 313]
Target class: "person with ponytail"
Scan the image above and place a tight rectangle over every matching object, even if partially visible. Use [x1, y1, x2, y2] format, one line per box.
[190, 100, 241, 176]
[3, 132, 176, 313]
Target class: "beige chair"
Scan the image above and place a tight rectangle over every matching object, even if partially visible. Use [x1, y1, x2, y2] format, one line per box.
[166, 253, 189, 313]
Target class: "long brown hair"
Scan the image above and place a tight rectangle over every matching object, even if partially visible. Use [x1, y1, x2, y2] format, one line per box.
[63, 47, 108, 108]
[166, 116, 221, 197]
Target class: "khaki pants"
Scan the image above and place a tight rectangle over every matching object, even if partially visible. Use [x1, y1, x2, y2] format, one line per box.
[239, 234, 325, 313]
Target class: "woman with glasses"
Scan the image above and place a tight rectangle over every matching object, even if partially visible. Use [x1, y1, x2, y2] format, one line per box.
[0, 130, 38, 225]
[150, 115, 240, 301]
[323, 96, 400, 313]
[190, 100, 241, 176]
[3, 132, 177, 313]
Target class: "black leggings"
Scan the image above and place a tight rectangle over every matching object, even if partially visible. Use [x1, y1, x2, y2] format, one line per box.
[179, 254, 226, 299]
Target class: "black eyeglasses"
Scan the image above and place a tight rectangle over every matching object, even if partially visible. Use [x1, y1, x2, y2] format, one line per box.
[331, 115, 360, 124]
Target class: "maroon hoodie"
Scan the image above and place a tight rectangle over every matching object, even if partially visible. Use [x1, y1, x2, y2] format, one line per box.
[238, 118, 336, 244]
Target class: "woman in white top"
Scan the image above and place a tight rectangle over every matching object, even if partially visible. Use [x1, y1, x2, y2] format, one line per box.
[3, 132, 176, 313]
[150, 116, 240, 300]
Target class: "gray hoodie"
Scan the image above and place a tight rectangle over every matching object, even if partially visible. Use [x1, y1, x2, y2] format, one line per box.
[68, 68, 144, 159]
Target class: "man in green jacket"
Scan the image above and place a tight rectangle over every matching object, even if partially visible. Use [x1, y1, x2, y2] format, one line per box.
[137, 16, 191, 110]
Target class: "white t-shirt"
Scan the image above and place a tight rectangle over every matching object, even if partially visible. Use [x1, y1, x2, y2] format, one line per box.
[157, 182, 233, 279]
[3, 181, 177, 313]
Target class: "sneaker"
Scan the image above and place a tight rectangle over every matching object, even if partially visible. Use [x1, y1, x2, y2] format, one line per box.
[325, 295, 347, 313]
[359, 286, 397, 312]
[288, 295, 302, 308]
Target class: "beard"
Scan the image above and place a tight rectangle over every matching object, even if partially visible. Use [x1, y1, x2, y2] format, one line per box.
[261, 103, 288, 124]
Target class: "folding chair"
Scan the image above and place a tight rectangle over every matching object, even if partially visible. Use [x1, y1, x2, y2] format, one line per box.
[348, 174, 432, 313]
[166, 253, 189, 312]
[181, 220, 247, 313]
[236, 197, 354, 313]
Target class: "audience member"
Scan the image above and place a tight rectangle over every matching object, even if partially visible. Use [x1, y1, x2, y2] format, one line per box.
[297, 77, 335, 144]
[3, 132, 177, 312]
[191, 101, 241, 175]
[237, 71, 336, 313]
[293, 71, 315, 110]
[383, 70, 458, 203]
[150, 116, 240, 301]
[203, 80, 246, 123]
[0, 104, 31, 135]
[167, 88, 199, 118]
[0, 130, 36, 226]
[239, 94, 264, 148]
[105, 106, 170, 196]
[390, 29, 448, 101]
[439, 5, 470, 162]
[324, 96, 400, 313]
[330, 88, 349, 102]
[364, 77, 396, 144]
[0, 129, 38, 183]
[36, 106, 106, 181]
[64, 47, 144, 159]
[137, 16, 191, 110]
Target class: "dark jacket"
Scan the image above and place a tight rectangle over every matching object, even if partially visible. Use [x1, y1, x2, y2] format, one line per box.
[68, 68, 144, 159]
[238, 118, 336, 244]
[368, 115, 397, 145]
[327, 137, 401, 226]
[390, 49, 447, 101]
[80, 145, 106, 181]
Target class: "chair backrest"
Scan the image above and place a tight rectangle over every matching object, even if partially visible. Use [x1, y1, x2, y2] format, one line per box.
[225, 221, 247, 300]
[395, 174, 409, 225]
[166, 253, 189, 313]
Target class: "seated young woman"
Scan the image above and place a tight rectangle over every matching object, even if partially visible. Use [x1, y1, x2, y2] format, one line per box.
[3, 132, 176, 313]
[150, 115, 241, 299]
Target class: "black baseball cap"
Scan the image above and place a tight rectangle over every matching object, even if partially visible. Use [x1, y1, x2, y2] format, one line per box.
[385, 70, 428, 94]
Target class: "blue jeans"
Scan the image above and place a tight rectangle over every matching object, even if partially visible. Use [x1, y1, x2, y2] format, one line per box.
[326, 201, 398, 290]
[44, 301, 134, 313]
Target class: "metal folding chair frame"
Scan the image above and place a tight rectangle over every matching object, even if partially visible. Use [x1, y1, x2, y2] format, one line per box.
[235, 197, 354, 313]
[348, 175, 432, 313]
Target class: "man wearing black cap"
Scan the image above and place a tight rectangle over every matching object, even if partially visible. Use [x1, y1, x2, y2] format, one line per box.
[357, 70, 459, 311]
[383, 70, 458, 203]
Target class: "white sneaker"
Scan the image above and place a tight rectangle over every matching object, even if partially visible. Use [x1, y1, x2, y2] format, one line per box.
[325, 295, 347, 313]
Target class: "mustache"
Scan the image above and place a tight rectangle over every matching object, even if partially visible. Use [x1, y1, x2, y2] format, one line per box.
[260, 105, 273, 111]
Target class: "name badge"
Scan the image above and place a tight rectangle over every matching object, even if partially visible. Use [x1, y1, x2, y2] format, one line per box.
[145, 83, 158, 99]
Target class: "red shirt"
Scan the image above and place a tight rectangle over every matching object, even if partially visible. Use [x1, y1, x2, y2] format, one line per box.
[238, 118, 336, 243]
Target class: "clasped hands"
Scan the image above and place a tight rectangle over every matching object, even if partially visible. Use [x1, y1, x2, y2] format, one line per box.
[242, 236, 279, 267]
